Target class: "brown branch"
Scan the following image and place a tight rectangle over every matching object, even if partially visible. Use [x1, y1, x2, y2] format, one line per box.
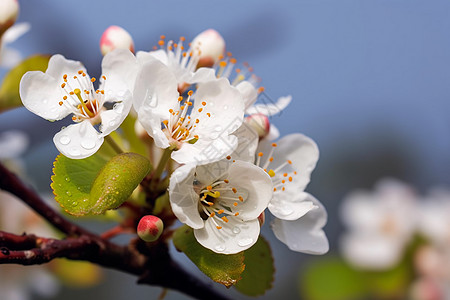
[0, 163, 231, 300]
[0, 163, 91, 237]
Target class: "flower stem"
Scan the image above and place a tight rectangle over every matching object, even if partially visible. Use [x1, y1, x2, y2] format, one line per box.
[153, 147, 173, 182]
[105, 135, 124, 154]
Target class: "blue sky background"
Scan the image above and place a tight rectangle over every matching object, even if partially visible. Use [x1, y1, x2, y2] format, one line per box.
[1, 0, 450, 299]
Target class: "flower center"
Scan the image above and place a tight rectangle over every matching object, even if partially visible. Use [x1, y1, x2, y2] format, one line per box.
[58, 71, 107, 124]
[162, 90, 211, 148]
[257, 143, 298, 193]
[196, 179, 247, 230]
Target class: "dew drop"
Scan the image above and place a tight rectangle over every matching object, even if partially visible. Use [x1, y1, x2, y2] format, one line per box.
[43, 100, 48, 104]
[83, 199, 87, 203]
[59, 135, 71, 145]
[238, 237, 253, 247]
[72, 201, 78, 207]
[69, 148, 81, 156]
[232, 227, 241, 234]
[215, 126, 222, 132]
[66, 191, 72, 197]
[214, 244, 226, 252]
[109, 121, 116, 127]
[113, 103, 124, 114]
[112, 177, 116, 181]
[65, 177, 71, 182]
[223, 105, 228, 110]
[81, 139, 96, 150]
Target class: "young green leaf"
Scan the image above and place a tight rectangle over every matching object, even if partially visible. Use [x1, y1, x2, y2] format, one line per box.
[0, 55, 50, 112]
[51, 152, 150, 216]
[173, 225, 245, 288]
[234, 236, 274, 296]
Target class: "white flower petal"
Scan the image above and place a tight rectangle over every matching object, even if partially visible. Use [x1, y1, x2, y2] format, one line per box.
[45, 54, 86, 84]
[195, 160, 231, 185]
[269, 191, 317, 221]
[264, 124, 280, 141]
[133, 59, 178, 115]
[230, 123, 259, 162]
[99, 92, 133, 137]
[136, 50, 168, 65]
[137, 107, 170, 149]
[227, 160, 272, 221]
[171, 134, 238, 165]
[20, 71, 70, 121]
[169, 164, 204, 229]
[340, 234, 403, 270]
[271, 197, 328, 254]
[260, 133, 319, 191]
[182, 67, 216, 84]
[236, 81, 257, 109]
[0, 46, 21, 68]
[2, 23, 30, 44]
[246, 95, 292, 117]
[101, 49, 138, 95]
[53, 121, 103, 159]
[193, 78, 244, 136]
[194, 217, 260, 254]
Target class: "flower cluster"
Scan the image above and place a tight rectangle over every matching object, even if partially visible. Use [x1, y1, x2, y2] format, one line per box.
[340, 179, 450, 299]
[19, 28, 328, 255]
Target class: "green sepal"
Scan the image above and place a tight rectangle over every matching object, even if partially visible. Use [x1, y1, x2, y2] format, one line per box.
[235, 236, 275, 296]
[173, 225, 245, 288]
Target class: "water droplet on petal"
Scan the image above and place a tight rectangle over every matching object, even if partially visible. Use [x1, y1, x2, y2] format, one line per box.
[277, 207, 294, 216]
[69, 148, 81, 156]
[109, 121, 116, 127]
[59, 135, 71, 145]
[113, 103, 124, 114]
[43, 100, 48, 104]
[223, 105, 228, 110]
[232, 227, 241, 234]
[214, 244, 226, 252]
[238, 237, 253, 247]
[215, 126, 222, 132]
[81, 139, 96, 150]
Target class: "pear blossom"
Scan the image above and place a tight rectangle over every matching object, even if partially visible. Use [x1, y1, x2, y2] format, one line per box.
[255, 133, 328, 254]
[100, 25, 134, 56]
[20, 49, 137, 159]
[169, 160, 272, 254]
[339, 179, 418, 270]
[418, 188, 450, 246]
[133, 59, 245, 165]
[136, 35, 216, 88]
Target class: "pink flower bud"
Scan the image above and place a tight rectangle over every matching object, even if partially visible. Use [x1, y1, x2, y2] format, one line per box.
[137, 215, 164, 242]
[191, 29, 225, 68]
[0, 0, 19, 34]
[100, 25, 134, 56]
[244, 114, 270, 140]
[258, 211, 265, 227]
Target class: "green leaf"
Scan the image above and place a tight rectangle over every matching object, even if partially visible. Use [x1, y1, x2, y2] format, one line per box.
[300, 257, 367, 300]
[173, 225, 245, 288]
[235, 236, 275, 296]
[51, 152, 150, 216]
[0, 55, 50, 112]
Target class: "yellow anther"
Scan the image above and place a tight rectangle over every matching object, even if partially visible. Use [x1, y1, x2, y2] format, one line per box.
[282, 180, 286, 184]
[217, 209, 224, 214]
[234, 212, 239, 216]
[283, 173, 288, 177]
[232, 188, 237, 193]
[198, 108, 203, 113]
[207, 186, 212, 191]
[102, 75, 106, 80]
[258, 152, 264, 157]
[210, 212, 215, 218]
[163, 120, 168, 126]
[216, 226, 222, 230]
[63, 96, 67, 100]
[91, 77, 96, 82]
[272, 143, 277, 147]
[160, 35, 166, 39]
[206, 191, 220, 198]
[230, 58, 237, 64]
[221, 216, 229, 223]
[287, 160, 292, 164]
[206, 113, 211, 117]
[233, 202, 238, 207]
[63, 74, 67, 80]
[180, 36, 185, 41]
[238, 196, 244, 202]
[289, 177, 293, 182]
[268, 169, 276, 177]
[78, 70, 83, 74]
[61, 83, 66, 88]
[219, 61, 227, 67]
[269, 157, 274, 162]
[258, 87, 265, 94]
[58, 101, 63, 106]
[224, 179, 229, 183]
[201, 101, 206, 106]
[282, 187, 285, 191]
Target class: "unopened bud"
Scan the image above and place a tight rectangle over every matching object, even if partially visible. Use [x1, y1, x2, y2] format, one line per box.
[0, 0, 19, 35]
[258, 211, 265, 227]
[191, 29, 225, 68]
[137, 215, 164, 242]
[245, 114, 270, 140]
[100, 25, 134, 56]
